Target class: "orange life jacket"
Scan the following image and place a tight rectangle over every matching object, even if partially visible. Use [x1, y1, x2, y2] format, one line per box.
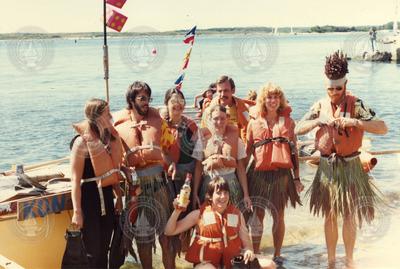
[185, 204, 242, 269]
[167, 115, 198, 164]
[201, 125, 239, 169]
[72, 121, 123, 187]
[315, 94, 364, 156]
[114, 108, 164, 169]
[250, 113, 295, 171]
[202, 96, 250, 141]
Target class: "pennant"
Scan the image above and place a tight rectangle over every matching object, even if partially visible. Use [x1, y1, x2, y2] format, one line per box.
[182, 47, 192, 69]
[183, 25, 197, 44]
[106, 9, 128, 32]
[174, 73, 185, 85]
[106, 0, 127, 9]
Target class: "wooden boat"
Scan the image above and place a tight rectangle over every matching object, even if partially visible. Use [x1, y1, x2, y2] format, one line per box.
[0, 164, 71, 269]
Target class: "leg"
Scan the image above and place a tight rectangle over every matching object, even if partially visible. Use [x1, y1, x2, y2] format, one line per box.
[324, 213, 338, 265]
[159, 233, 176, 269]
[342, 215, 356, 266]
[250, 207, 265, 254]
[136, 241, 153, 269]
[272, 209, 285, 257]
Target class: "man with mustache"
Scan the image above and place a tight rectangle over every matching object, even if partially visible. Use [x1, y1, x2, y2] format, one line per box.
[201, 75, 252, 141]
[113, 81, 175, 269]
[295, 51, 388, 268]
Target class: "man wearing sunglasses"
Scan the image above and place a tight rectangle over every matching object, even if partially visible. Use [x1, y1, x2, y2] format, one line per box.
[295, 51, 387, 268]
[113, 81, 175, 269]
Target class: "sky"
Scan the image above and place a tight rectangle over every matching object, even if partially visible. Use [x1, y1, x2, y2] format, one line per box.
[1, 0, 399, 33]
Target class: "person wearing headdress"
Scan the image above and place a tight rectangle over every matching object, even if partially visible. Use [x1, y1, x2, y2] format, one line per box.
[295, 51, 388, 267]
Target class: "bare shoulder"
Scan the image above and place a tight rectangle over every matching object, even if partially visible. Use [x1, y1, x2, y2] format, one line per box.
[71, 136, 88, 156]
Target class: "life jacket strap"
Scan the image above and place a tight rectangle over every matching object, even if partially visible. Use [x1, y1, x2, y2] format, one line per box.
[252, 137, 297, 170]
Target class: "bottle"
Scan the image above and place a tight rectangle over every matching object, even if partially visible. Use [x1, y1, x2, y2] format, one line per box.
[178, 173, 192, 207]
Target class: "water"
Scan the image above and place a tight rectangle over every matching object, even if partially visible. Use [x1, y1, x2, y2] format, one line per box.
[1, 32, 399, 268]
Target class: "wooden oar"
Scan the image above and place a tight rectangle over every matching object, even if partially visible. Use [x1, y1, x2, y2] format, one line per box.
[1, 156, 69, 176]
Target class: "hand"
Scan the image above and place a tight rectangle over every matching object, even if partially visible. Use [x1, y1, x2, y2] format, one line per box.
[243, 196, 253, 212]
[192, 194, 201, 209]
[202, 159, 212, 171]
[72, 211, 83, 229]
[331, 117, 359, 129]
[243, 249, 255, 264]
[115, 196, 123, 215]
[294, 179, 304, 193]
[173, 195, 189, 211]
[168, 163, 177, 180]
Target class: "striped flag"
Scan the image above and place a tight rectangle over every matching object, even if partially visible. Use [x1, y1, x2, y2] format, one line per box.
[183, 26, 197, 44]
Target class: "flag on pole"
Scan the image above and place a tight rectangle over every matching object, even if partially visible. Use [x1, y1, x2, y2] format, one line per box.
[174, 73, 185, 90]
[106, 0, 127, 9]
[182, 47, 192, 70]
[183, 26, 197, 44]
[106, 9, 128, 32]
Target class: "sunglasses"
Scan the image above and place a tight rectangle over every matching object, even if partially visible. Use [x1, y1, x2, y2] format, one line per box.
[136, 96, 153, 102]
[327, 86, 344, 92]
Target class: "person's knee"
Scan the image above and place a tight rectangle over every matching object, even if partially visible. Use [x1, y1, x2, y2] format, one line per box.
[194, 263, 217, 269]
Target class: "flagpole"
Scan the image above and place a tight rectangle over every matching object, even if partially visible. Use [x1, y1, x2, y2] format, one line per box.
[103, 0, 110, 103]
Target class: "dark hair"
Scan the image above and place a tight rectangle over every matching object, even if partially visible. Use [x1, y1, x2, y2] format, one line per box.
[216, 75, 235, 90]
[164, 87, 186, 106]
[126, 81, 152, 109]
[205, 177, 230, 205]
[325, 51, 348, 80]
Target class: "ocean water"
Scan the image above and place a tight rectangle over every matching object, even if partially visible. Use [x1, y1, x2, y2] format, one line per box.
[0, 32, 399, 268]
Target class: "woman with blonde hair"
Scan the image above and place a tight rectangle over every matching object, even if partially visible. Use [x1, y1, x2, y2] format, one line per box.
[246, 84, 304, 267]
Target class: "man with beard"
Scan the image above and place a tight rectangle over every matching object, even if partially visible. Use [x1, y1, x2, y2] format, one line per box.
[113, 81, 175, 269]
[201, 75, 252, 141]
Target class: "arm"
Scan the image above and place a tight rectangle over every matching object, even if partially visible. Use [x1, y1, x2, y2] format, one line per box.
[244, 120, 254, 166]
[237, 159, 252, 209]
[290, 120, 304, 193]
[294, 103, 321, 135]
[333, 99, 388, 135]
[238, 213, 255, 262]
[192, 160, 203, 208]
[164, 209, 200, 236]
[355, 119, 388, 135]
[70, 137, 86, 228]
[193, 93, 203, 108]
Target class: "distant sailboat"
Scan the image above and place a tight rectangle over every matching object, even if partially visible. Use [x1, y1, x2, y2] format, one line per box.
[273, 26, 279, 35]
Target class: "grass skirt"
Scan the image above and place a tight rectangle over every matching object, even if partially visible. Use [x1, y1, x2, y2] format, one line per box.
[307, 156, 382, 225]
[247, 164, 301, 213]
[134, 172, 172, 243]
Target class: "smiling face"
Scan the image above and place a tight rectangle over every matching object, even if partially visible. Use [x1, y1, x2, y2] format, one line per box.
[167, 93, 185, 119]
[211, 187, 230, 211]
[264, 93, 281, 113]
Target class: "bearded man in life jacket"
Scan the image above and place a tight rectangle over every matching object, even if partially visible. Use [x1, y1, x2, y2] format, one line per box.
[295, 51, 388, 268]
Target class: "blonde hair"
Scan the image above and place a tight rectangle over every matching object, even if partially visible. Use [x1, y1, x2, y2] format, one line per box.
[257, 83, 289, 116]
